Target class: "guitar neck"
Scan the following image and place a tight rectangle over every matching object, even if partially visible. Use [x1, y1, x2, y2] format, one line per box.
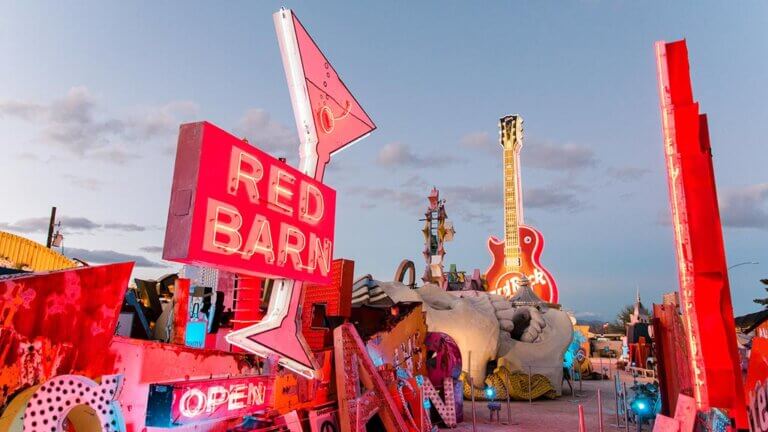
[503, 147, 522, 258]
[500, 115, 524, 268]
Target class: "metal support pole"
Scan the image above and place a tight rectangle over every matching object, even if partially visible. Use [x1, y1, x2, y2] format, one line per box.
[597, 389, 604, 432]
[528, 365, 532, 404]
[579, 367, 583, 394]
[470, 351, 476, 432]
[612, 372, 622, 427]
[420, 383, 425, 431]
[599, 356, 604, 380]
[46, 206, 56, 248]
[506, 391, 512, 425]
[623, 382, 630, 432]
[578, 404, 587, 432]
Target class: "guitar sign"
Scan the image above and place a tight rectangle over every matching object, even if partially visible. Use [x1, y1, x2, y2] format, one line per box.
[485, 115, 558, 303]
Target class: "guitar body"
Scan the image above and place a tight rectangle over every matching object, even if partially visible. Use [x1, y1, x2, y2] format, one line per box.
[485, 225, 558, 303]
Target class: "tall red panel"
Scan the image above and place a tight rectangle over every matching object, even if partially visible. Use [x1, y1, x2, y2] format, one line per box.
[655, 39, 747, 428]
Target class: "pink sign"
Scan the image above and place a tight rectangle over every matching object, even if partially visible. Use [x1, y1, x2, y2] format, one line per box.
[275, 9, 375, 181]
[163, 121, 336, 284]
[146, 376, 271, 427]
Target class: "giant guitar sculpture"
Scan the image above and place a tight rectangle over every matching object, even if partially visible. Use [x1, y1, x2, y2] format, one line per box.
[485, 115, 559, 303]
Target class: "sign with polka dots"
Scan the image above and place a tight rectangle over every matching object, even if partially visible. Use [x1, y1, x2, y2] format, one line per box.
[22, 374, 125, 432]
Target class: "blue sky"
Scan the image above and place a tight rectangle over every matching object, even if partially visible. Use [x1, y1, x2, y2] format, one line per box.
[1, 1, 766, 321]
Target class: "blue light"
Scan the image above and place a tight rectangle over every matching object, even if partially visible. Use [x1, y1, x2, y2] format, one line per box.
[484, 387, 495, 399]
[630, 398, 652, 415]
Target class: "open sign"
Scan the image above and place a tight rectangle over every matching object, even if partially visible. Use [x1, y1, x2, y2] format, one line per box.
[146, 376, 272, 427]
[163, 122, 336, 283]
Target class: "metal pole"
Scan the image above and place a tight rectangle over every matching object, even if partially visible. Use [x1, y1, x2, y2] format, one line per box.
[613, 373, 621, 427]
[597, 389, 604, 432]
[623, 382, 630, 432]
[528, 365, 532, 404]
[421, 383, 426, 430]
[506, 390, 512, 425]
[578, 404, 586, 432]
[570, 365, 578, 401]
[599, 356, 604, 380]
[579, 366, 583, 394]
[46, 206, 56, 248]
[470, 351, 476, 432]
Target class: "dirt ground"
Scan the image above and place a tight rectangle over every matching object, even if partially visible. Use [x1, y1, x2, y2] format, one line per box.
[452, 359, 652, 431]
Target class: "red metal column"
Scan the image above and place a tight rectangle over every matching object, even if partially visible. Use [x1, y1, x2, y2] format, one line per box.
[172, 278, 190, 345]
[229, 274, 264, 353]
[655, 39, 747, 428]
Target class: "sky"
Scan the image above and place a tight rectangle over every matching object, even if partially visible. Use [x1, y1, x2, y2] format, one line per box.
[1, 1, 766, 321]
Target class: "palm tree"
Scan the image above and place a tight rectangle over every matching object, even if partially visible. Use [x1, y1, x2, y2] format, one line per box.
[752, 279, 768, 307]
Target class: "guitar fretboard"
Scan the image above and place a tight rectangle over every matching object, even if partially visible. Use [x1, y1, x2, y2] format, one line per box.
[500, 116, 523, 268]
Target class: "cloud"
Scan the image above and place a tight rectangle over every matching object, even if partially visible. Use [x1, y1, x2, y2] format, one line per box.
[376, 142, 457, 168]
[128, 100, 199, 142]
[102, 223, 146, 232]
[719, 183, 768, 229]
[574, 311, 606, 321]
[0, 86, 198, 164]
[443, 183, 502, 207]
[235, 108, 297, 158]
[62, 174, 102, 191]
[0, 216, 100, 233]
[140, 245, 164, 253]
[443, 180, 587, 213]
[0, 216, 149, 233]
[459, 131, 495, 154]
[524, 186, 587, 212]
[0, 100, 46, 120]
[63, 247, 165, 268]
[347, 186, 424, 212]
[522, 139, 597, 171]
[606, 166, 651, 182]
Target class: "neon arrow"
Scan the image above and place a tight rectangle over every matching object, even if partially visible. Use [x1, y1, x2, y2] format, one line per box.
[275, 8, 376, 182]
[227, 8, 375, 379]
[226, 279, 317, 379]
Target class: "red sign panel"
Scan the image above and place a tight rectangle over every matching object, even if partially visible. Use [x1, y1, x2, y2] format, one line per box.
[655, 40, 747, 428]
[163, 121, 336, 284]
[146, 375, 272, 427]
[746, 337, 768, 431]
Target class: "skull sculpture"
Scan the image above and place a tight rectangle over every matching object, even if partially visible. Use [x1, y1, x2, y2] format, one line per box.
[376, 280, 572, 395]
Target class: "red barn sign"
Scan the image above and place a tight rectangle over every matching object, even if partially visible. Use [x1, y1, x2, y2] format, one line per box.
[163, 121, 336, 284]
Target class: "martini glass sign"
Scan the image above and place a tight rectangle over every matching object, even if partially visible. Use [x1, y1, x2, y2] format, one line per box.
[226, 9, 375, 379]
[161, 9, 375, 379]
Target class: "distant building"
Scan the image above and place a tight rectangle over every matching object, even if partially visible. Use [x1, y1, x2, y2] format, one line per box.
[630, 289, 650, 324]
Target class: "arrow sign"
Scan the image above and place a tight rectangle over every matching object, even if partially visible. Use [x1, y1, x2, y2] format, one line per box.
[275, 8, 376, 182]
[226, 9, 375, 379]
[226, 279, 317, 378]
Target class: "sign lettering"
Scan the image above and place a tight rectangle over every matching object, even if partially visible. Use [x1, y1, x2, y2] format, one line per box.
[146, 376, 271, 427]
[163, 122, 336, 284]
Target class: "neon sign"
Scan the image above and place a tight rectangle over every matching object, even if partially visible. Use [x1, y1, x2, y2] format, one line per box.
[146, 376, 271, 427]
[274, 8, 376, 182]
[163, 121, 336, 284]
[219, 9, 376, 380]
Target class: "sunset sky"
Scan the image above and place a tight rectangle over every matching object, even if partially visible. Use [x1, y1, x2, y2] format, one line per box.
[1, 1, 766, 321]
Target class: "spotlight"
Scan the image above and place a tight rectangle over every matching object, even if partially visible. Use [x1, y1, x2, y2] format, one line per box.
[484, 386, 495, 400]
[630, 398, 652, 416]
